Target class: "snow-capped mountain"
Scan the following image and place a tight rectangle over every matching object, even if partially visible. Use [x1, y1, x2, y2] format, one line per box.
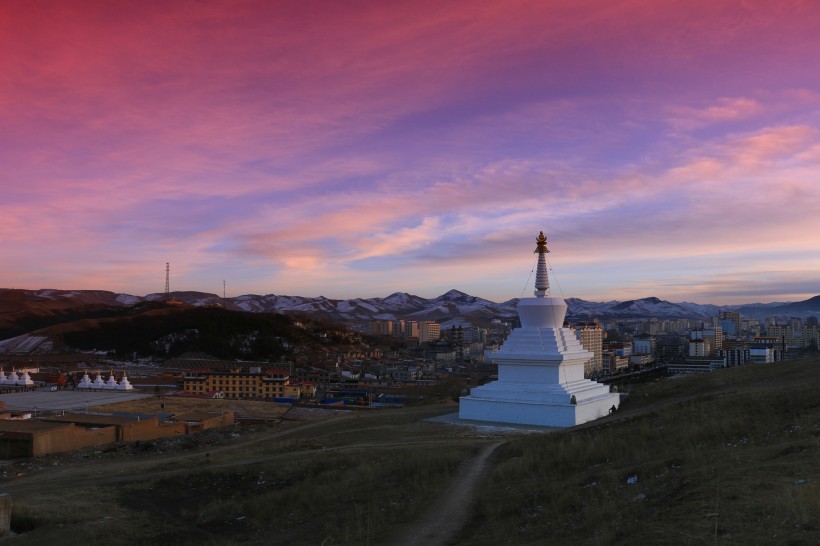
[233, 289, 518, 322]
[578, 296, 722, 319]
[2, 288, 817, 328]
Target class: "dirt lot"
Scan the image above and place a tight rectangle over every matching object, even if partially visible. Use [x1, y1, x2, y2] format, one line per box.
[92, 395, 296, 420]
[0, 390, 305, 421]
[0, 390, 150, 412]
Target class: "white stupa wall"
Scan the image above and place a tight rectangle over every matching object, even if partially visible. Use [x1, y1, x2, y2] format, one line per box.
[496, 357, 585, 384]
[518, 297, 566, 328]
[460, 397, 613, 428]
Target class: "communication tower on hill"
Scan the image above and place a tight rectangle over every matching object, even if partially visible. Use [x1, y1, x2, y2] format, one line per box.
[165, 262, 170, 300]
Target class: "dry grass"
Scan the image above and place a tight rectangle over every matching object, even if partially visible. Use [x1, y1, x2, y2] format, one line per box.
[4, 404, 467, 545]
[132, 444, 470, 545]
[460, 357, 820, 545]
[10, 359, 820, 545]
[93, 395, 292, 420]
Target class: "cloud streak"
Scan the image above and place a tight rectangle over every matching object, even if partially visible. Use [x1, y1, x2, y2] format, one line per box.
[2, 1, 820, 304]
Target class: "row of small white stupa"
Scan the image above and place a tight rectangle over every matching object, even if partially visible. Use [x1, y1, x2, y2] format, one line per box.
[77, 371, 133, 391]
[0, 369, 35, 386]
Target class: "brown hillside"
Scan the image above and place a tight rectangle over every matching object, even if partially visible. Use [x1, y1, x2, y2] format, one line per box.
[0, 289, 127, 330]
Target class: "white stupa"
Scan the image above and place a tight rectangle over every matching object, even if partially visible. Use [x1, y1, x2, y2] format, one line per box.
[91, 374, 106, 389]
[115, 372, 133, 391]
[16, 370, 34, 386]
[77, 371, 93, 389]
[103, 373, 119, 390]
[0, 369, 7, 385]
[459, 231, 621, 427]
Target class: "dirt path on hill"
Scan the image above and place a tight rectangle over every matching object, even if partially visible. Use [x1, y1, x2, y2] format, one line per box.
[386, 441, 503, 546]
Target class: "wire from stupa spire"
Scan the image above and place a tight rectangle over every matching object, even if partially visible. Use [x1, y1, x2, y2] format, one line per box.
[520, 254, 537, 298]
[545, 254, 567, 300]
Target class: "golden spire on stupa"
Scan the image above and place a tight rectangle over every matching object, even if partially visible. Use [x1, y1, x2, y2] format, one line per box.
[534, 230, 550, 254]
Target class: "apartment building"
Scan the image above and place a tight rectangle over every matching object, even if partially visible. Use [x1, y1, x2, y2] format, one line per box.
[572, 322, 604, 377]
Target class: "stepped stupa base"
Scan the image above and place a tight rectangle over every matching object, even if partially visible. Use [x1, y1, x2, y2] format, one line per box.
[460, 384, 621, 427]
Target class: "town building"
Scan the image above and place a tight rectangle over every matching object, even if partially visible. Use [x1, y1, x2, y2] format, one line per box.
[632, 337, 655, 356]
[802, 325, 819, 350]
[716, 347, 751, 366]
[369, 319, 441, 343]
[719, 311, 741, 339]
[629, 354, 653, 368]
[740, 318, 761, 337]
[667, 358, 725, 375]
[689, 338, 708, 357]
[572, 322, 604, 377]
[182, 367, 302, 400]
[418, 321, 441, 343]
[369, 320, 393, 336]
[765, 324, 802, 349]
[689, 327, 722, 356]
[606, 354, 630, 374]
[402, 320, 420, 338]
[750, 345, 779, 363]
[0, 411, 234, 458]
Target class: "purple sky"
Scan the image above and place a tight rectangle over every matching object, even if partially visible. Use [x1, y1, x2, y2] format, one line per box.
[2, 0, 820, 304]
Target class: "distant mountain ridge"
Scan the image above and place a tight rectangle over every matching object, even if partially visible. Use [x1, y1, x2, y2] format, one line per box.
[2, 288, 818, 330]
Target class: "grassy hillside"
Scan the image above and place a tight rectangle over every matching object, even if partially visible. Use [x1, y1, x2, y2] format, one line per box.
[3, 405, 470, 545]
[61, 306, 296, 360]
[3, 359, 820, 545]
[460, 357, 820, 545]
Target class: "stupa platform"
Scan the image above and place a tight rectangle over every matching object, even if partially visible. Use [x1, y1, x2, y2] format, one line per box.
[460, 381, 619, 427]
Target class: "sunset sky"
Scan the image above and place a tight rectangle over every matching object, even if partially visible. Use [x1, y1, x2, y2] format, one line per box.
[2, 0, 820, 305]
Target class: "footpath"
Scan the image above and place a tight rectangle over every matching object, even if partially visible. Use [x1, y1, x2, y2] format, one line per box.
[388, 441, 503, 546]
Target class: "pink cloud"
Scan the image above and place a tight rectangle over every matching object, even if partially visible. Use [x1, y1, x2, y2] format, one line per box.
[666, 97, 763, 130]
[724, 125, 818, 166]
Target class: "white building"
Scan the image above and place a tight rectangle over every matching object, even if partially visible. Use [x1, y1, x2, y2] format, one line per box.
[750, 345, 777, 363]
[632, 338, 655, 355]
